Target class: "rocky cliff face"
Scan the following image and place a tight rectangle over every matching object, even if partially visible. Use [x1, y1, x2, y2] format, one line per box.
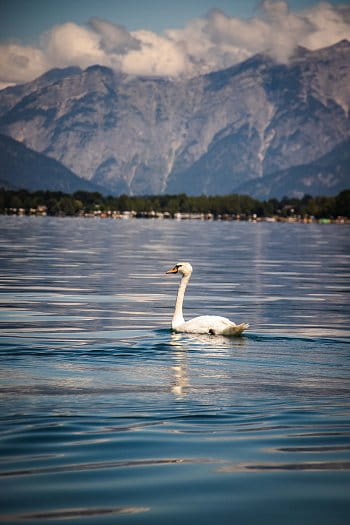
[0, 40, 349, 197]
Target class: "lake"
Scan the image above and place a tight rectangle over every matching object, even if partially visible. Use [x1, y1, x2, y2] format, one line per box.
[0, 216, 349, 524]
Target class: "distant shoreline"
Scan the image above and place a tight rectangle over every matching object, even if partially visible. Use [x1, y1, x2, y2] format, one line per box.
[1, 210, 348, 224]
[1, 188, 349, 223]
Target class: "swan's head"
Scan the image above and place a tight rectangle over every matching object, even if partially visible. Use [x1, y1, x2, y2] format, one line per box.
[166, 262, 193, 277]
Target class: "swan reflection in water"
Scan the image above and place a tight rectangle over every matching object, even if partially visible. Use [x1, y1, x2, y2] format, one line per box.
[168, 333, 189, 398]
[168, 332, 247, 399]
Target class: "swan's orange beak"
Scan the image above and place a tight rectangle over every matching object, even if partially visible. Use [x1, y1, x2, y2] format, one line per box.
[166, 266, 178, 274]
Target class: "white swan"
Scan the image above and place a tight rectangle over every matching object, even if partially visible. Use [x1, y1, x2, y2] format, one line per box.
[166, 262, 249, 336]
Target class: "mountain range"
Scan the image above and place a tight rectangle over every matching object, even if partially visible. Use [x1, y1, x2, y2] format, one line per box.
[0, 133, 104, 193]
[0, 40, 349, 198]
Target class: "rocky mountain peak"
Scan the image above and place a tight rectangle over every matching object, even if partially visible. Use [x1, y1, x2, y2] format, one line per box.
[0, 41, 349, 197]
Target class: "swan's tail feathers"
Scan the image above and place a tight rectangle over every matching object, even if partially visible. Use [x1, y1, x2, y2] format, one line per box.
[223, 322, 249, 336]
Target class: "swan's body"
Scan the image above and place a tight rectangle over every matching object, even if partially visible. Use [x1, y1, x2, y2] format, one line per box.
[166, 262, 249, 336]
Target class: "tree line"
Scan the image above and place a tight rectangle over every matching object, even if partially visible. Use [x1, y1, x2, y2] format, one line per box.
[0, 188, 349, 218]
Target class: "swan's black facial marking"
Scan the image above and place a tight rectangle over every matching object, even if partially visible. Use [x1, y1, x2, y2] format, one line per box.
[166, 264, 181, 274]
[209, 328, 215, 335]
[166, 262, 189, 275]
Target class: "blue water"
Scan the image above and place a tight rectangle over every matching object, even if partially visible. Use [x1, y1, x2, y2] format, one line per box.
[0, 217, 349, 524]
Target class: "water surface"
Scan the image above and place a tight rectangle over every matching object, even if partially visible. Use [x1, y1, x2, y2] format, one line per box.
[0, 217, 349, 524]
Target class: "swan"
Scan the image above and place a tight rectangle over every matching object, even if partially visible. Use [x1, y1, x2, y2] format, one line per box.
[166, 262, 249, 336]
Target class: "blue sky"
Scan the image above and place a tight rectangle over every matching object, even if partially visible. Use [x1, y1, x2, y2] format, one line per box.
[0, 1, 349, 86]
[1, 0, 347, 43]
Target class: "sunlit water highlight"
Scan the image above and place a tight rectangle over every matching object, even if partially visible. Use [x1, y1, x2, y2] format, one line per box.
[0, 217, 349, 524]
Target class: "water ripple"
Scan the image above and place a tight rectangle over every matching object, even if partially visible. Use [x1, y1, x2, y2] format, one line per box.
[1, 506, 150, 521]
[0, 457, 215, 478]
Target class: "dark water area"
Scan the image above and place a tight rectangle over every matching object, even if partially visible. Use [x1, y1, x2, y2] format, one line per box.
[0, 216, 349, 524]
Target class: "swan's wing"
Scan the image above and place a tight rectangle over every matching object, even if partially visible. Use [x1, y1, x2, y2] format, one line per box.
[175, 315, 248, 335]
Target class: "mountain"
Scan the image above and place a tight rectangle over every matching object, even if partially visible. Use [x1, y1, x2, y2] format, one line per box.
[236, 138, 350, 199]
[0, 67, 82, 118]
[0, 40, 349, 197]
[0, 133, 105, 193]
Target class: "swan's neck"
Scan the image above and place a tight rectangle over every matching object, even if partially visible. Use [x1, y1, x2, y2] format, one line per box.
[172, 274, 190, 329]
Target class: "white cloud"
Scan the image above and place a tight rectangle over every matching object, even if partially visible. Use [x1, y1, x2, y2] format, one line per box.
[0, 43, 48, 84]
[300, 2, 350, 50]
[88, 17, 141, 54]
[168, 1, 350, 68]
[121, 30, 188, 77]
[43, 22, 108, 69]
[0, 2, 350, 87]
